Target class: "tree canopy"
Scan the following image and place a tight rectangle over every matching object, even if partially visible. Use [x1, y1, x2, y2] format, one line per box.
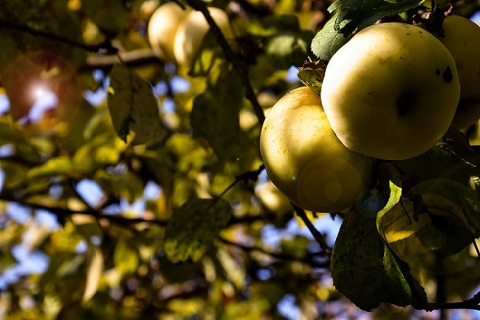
[1, 0, 480, 319]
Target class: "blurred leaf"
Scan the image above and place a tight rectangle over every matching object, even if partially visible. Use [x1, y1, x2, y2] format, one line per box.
[0, 116, 26, 146]
[0, 0, 86, 72]
[265, 30, 314, 69]
[217, 247, 245, 289]
[107, 64, 166, 145]
[190, 68, 243, 159]
[95, 170, 146, 203]
[332, 208, 427, 311]
[83, 247, 104, 302]
[247, 15, 301, 37]
[0, 251, 17, 270]
[189, 32, 224, 78]
[82, 0, 130, 36]
[27, 156, 74, 180]
[164, 198, 232, 263]
[114, 239, 139, 275]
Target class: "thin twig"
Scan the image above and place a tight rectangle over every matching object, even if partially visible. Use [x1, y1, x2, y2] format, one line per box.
[292, 203, 332, 257]
[219, 236, 330, 268]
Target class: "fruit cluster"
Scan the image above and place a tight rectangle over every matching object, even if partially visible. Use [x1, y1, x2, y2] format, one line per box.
[147, 2, 234, 68]
[260, 16, 480, 213]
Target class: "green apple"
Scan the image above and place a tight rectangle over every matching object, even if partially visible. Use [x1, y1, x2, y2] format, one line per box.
[173, 7, 233, 68]
[147, 2, 190, 63]
[436, 15, 480, 130]
[321, 22, 460, 160]
[260, 86, 375, 213]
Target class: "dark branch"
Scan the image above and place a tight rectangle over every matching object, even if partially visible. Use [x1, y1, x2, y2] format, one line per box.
[425, 290, 480, 311]
[0, 20, 116, 54]
[219, 236, 330, 268]
[292, 204, 332, 257]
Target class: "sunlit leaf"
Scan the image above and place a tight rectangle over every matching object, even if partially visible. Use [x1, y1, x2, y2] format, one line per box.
[164, 198, 232, 263]
[107, 64, 166, 145]
[217, 246, 245, 289]
[83, 247, 104, 302]
[311, 13, 350, 61]
[27, 156, 74, 180]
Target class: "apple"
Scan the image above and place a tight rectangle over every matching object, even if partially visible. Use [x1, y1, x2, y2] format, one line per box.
[321, 22, 460, 160]
[147, 2, 190, 63]
[260, 86, 375, 213]
[435, 15, 480, 130]
[450, 98, 480, 130]
[437, 15, 480, 100]
[173, 7, 233, 68]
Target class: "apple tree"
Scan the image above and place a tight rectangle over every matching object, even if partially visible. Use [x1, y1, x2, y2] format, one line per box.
[1, 0, 480, 319]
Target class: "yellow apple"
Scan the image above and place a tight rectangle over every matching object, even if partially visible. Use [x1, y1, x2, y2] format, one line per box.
[173, 7, 233, 68]
[436, 15, 480, 130]
[147, 2, 190, 63]
[260, 86, 375, 213]
[321, 22, 460, 160]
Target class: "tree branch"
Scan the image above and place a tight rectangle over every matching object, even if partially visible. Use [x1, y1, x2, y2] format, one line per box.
[0, 20, 116, 54]
[81, 48, 162, 71]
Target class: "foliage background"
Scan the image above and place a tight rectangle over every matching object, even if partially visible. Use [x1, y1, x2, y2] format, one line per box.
[0, 0, 480, 319]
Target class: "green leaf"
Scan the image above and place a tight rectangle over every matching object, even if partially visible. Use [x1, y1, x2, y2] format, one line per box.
[332, 208, 427, 311]
[190, 68, 243, 159]
[394, 127, 480, 197]
[312, 0, 423, 60]
[107, 64, 166, 145]
[164, 198, 232, 263]
[411, 179, 480, 237]
[311, 13, 350, 61]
